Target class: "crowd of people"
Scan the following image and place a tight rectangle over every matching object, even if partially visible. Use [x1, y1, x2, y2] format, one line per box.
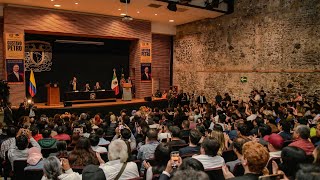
[1, 89, 320, 180]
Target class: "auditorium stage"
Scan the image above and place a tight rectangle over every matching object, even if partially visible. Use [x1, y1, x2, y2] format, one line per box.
[18, 98, 168, 117]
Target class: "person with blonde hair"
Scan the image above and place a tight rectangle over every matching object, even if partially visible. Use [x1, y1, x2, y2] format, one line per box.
[208, 130, 227, 156]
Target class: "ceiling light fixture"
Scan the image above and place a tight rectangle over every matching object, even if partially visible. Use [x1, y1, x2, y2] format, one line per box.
[120, 13, 126, 16]
[54, 4, 61, 7]
[137, 11, 140, 13]
[155, 13, 158, 15]
[118, 8, 121, 10]
[75, 2, 78, 5]
[169, 20, 174, 22]
[51, 0, 54, 1]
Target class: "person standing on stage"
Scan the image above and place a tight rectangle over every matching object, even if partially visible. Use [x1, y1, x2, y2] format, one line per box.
[69, 77, 77, 91]
[84, 83, 91, 92]
[120, 74, 126, 96]
[94, 82, 102, 91]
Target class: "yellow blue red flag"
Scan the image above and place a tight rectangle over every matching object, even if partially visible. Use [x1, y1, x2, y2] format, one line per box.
[29, 69, 36, 97]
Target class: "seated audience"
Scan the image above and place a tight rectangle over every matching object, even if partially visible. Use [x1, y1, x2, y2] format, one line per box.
[143, 143, 171, 180]
[90, 134, 108, 153]
[295, 164, 320, 180]
[277, 120, 292, 141]
[138, 128, 160, 160]
[313, 145, 320, 165]
[96, 128, 110, 145]
[289, 125, 315, 155]
[53, 126, 71, 141]
[179, 120, 190, 138]
[179, 129, 202, 156]
[30, 125, 43, 141]
[82, 164, 106, 180]
[99, 139, 139, 179]
[192, 137, 225, 169]
[0, 126, 16, 159]
[24, 147, 44, 170]
[38, 128, 57, 149]
[222, 141, 270, 179]
[68, 137, 99, 166]
[42, 157, 81, 180]
[267, 133, 284, 159]
[158, 122, 172, 142]
[226, 137, 248, 172]
[167, 126, 186, 146]
[49, 140, 69, 158]
[8, 128, 41, 168]
[112, 127, 137, 151]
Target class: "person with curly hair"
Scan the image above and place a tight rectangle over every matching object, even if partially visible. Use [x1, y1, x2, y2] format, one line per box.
[68, 137, 99, 167]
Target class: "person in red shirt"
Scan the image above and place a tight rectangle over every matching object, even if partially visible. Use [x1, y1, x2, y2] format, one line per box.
[53, 126, 71, 141]
[289, 125, 315, 155]
[30, 126, 43, 142]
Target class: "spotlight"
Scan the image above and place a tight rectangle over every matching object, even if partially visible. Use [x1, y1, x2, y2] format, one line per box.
[167, 1, 177, 11]
[120, 0, 130, 3]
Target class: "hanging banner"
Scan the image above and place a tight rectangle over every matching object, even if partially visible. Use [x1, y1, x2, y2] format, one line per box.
[140, 42, 152, 63]
[5, 33, 25, 59]
[6, 59, 24, 84]
[141, 63, 152, 81]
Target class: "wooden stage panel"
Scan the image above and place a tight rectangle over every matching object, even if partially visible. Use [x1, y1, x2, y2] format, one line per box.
[35, 98, 166, 109]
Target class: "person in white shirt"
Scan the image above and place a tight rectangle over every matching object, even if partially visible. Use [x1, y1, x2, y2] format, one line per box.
[192, 137, 225, 169]
[90, 134, 107, 153]
[99, 139, 140, 180]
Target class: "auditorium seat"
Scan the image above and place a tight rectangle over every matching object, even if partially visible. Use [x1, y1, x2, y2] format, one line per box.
[41, 148, 58, 158]
[25, 169, 43, 180]
[222, 150, 237, 162]
[13, 160, 28, 180]
[181, 153, 197, 159]
[170, 144, 188, 151]
[204, 167, 225, 180]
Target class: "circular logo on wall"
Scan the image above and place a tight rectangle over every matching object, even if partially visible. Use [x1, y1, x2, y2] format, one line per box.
[25, 41, 52, 72]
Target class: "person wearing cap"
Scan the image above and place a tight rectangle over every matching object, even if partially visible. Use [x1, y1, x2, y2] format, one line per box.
[267, 133, 284, 159]
[24, 147, 44, 170]
[82, 165, 106, 180]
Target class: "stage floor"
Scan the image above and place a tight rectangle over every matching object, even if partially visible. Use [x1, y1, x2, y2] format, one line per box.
[35, 98, 166, 109]
[20, 98, 168, 117]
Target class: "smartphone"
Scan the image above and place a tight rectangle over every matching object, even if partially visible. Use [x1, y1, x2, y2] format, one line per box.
[119, 125, 124, 130]
[171, 151, 180, 168]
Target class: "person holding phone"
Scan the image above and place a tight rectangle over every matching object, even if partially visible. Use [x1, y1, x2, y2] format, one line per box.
[192, 137, 225, 169]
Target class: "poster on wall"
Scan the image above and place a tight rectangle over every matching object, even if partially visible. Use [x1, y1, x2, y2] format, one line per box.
[5, 33, 25, 59]
[140, 42, 152, 63]
[141, 63, 152, 81]
[6, 59, 24, 84]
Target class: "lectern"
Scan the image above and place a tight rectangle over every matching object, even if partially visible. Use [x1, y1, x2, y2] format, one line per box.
[122, 83, 132, 101]
[46, 84, 60, 106]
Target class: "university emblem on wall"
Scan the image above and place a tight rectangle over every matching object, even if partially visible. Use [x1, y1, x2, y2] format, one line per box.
[25, 41, 53, 72]
[90, 93, 96, 100]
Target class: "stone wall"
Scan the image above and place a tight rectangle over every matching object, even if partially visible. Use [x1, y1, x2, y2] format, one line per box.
[173, 0, 320, 102]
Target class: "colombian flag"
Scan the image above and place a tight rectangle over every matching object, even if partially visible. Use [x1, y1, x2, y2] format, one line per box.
[29, 70, 37, 97]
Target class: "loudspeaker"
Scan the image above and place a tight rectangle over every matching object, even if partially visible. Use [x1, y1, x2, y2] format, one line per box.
[64, 102, 72, 107]
[144, 97, 152, 102]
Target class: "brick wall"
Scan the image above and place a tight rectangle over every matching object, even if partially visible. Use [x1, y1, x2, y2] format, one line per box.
[174, 0, 320, 102]
[152, 34, 171, 92]
[0, 17, 3, 80]
[2, 6, 164, 105]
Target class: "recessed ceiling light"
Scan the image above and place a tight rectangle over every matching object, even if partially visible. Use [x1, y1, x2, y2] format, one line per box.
[120, 13, 126, 16]
[155, 13, 158, 16]
[137, 11, 140, 13]
[51, 0, 54, 1]
[54, 4, 61, 7]
[118, 8, 121, 11]
[169, 20, 174, 22]
[75, 2, 78, 5]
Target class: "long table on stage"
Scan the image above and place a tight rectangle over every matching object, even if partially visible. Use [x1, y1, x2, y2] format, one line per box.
[64, 90, 116, 104]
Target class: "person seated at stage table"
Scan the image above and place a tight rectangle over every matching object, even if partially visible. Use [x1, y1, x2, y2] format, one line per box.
[69, 77, 78, 91]
[83, 83, 91, 92]
[94, 81, 102, 91]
